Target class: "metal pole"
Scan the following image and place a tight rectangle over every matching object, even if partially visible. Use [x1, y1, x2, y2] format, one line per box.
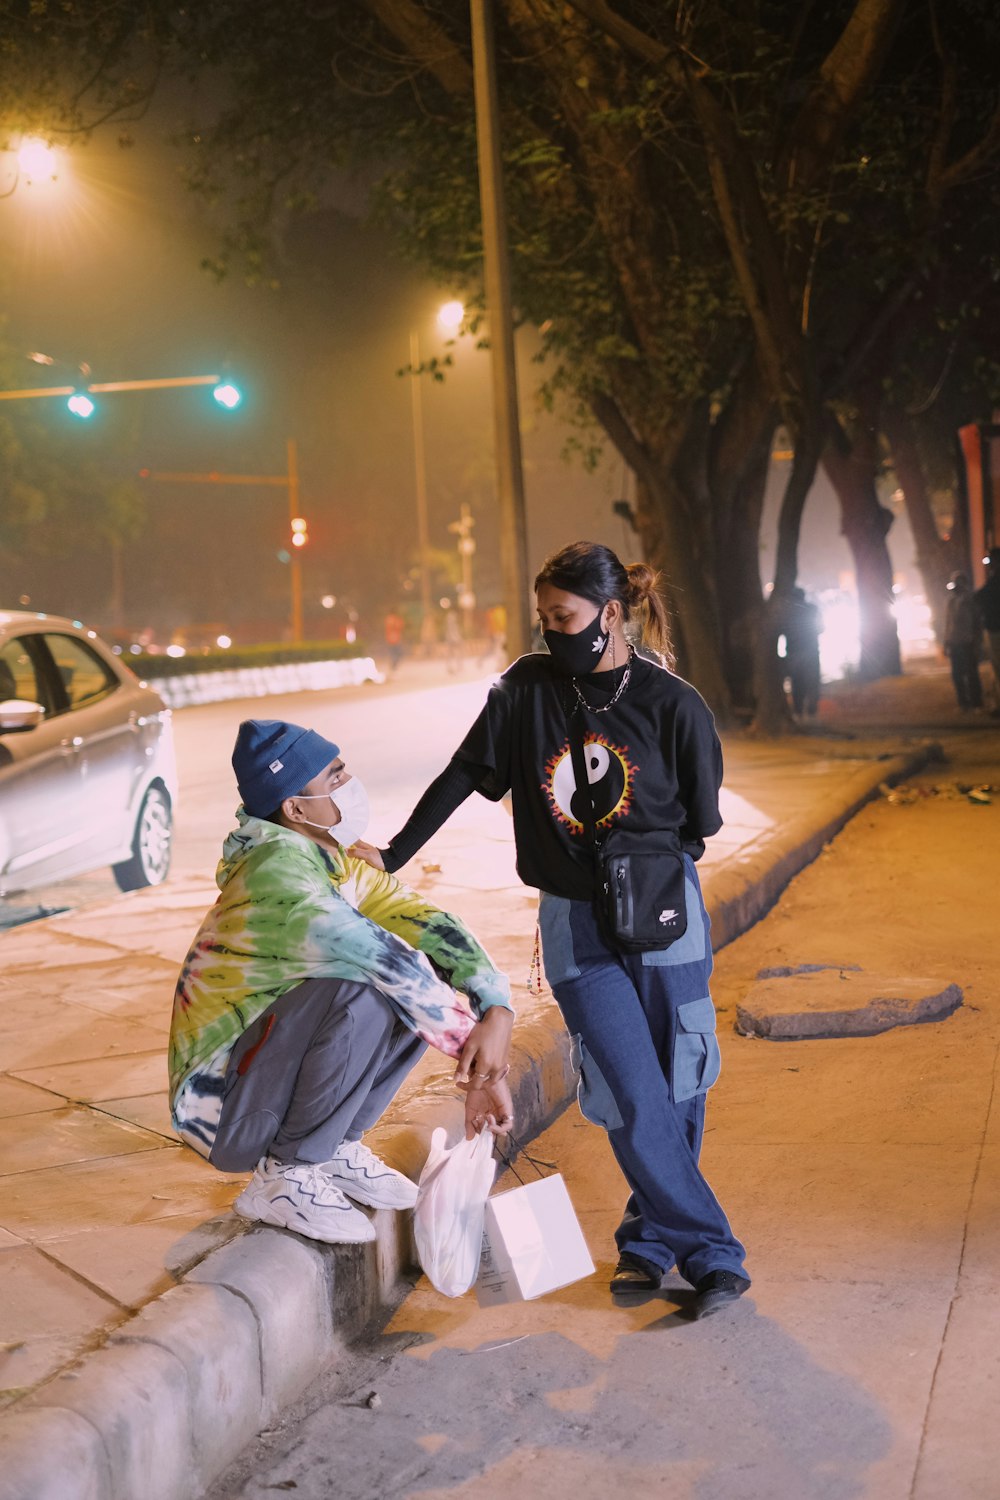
[0, 373, 221, 402]
[409, 327, 435, 646]
[140, 455, 304, 643]
[470, 0, 531, 660]
[287, 437, 304, 644]
[458, 504, 475, 638]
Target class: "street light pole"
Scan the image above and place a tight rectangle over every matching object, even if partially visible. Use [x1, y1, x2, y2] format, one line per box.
[287, 438, 304, 644]
[408, 327, 435, 646]
[449, 504, 477, 638]
[470, 0, 531, 659]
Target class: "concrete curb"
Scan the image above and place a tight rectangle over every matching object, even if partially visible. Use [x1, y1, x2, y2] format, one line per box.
[0, 742, 934, 1500]
[703, 745, 940, 949]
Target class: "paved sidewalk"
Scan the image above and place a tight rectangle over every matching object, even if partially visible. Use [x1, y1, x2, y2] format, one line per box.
[0, 674, 951, 1499]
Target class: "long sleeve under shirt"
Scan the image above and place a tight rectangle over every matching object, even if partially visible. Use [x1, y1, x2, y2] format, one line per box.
[382, 651, 723, 902]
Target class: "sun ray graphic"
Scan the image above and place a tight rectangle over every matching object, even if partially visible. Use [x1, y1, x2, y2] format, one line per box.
[541, 733, 639, 835]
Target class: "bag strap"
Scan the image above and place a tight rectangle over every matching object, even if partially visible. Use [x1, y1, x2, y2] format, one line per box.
[497, 1134, 557, 1185]
[566, 703, 599, 850]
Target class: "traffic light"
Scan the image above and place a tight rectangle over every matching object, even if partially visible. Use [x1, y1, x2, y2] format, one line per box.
[67, 393, 95, 419]
[291, 516, 308, 548]
[213, 382, 242, 410]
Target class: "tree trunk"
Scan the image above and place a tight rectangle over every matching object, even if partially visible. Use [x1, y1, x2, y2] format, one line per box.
[591, 393, 734, 721]
[751, 412, 825, 733]
[714, 449, 769, 716]
[882, 404, 956, 642]
[823, 433, 902, 679]
[633, 473, 733, 721]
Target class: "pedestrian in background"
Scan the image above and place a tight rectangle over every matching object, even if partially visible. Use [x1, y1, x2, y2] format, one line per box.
[782, 586, 823, 717]
[974, 549, 1000, 710]
[943, 572, 983, 711]
[443, 604, 462, 675]
[384, 611, 405, 676]
[353, 540, 749, 1320]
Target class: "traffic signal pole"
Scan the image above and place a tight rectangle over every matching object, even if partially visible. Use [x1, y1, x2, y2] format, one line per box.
[140, 440, 307, 644]
[0, 373, 226, 402]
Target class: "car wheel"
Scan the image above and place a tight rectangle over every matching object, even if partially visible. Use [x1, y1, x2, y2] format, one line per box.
[113, 785, 173, 892]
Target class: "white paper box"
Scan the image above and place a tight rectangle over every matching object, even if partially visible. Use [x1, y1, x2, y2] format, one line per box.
[476, 1173, 595, 1306]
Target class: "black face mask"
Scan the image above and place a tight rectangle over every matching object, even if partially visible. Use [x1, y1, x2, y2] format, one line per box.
[543, 607, 609, 677]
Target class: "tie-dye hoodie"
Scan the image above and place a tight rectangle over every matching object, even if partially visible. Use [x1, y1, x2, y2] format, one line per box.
[168, 810, 511, 1157]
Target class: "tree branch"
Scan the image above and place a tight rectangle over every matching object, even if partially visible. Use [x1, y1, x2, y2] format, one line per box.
[590, 390, 660, 490]
[787, 0, 905, 189]
[365, 0, 474, 96]
[925, 0, 958, 211]
[939, 100, 1000, 194]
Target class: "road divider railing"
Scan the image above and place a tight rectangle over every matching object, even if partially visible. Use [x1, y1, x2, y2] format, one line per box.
[144, 655, 383, 709]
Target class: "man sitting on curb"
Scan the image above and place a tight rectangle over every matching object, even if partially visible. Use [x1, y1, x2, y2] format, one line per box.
[168, 718, 514, 1245]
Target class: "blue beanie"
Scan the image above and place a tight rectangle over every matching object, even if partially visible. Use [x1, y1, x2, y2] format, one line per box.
[232, 719, 340, 816]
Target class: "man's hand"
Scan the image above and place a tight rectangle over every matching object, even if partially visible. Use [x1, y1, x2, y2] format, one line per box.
[454, 1006, 513, 1090]
[461, 1075, 514, 1140]
[349, 839, 385, 871]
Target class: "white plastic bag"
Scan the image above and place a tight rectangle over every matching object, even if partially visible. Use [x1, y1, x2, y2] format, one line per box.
[413, 1125, 497, 1297]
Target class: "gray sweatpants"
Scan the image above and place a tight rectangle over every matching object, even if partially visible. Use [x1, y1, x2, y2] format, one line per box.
[209, 978, 427, 1173]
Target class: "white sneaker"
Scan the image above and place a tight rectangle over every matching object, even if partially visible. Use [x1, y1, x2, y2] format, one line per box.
[324, 1139, 419, 1210]
[234, 1157, 376, 1244]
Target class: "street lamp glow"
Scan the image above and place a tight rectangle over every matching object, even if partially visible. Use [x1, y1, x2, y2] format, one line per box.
[437, 300, 465, 333]
[67, 393, 95, 419]
[18, 138, 58, 185]
[213, 382, 242, 409]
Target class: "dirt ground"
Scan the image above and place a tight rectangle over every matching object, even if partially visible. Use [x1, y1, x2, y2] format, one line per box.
[207, 705, 1000, 1500]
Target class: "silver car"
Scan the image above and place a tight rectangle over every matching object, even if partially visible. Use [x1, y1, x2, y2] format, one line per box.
[0, 611, 178, 896]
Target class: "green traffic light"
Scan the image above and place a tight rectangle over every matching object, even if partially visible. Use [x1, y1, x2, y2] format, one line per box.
[67, 393, 95, 418]
[213, 382, 242, 409]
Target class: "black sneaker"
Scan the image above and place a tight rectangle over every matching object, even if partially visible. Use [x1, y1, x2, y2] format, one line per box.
[689, 1270, 751, 1320]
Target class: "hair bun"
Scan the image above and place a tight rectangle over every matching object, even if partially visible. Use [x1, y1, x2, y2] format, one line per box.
[625, 561, 659, 607]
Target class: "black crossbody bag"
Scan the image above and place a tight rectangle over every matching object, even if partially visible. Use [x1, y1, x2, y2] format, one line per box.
[567, 711, 688, 954]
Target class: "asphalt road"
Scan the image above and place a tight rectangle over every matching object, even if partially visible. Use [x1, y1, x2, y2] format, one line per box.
[0, 660, 499, 923]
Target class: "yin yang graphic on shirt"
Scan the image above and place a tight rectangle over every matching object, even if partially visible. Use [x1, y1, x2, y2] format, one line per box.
[542, 734, 638, 833]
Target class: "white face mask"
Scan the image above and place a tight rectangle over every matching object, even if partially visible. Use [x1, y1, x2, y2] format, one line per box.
[296, 776, 370, 848]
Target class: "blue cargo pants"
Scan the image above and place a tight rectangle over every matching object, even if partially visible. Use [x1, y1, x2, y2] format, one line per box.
[539, 856, 748, 1287]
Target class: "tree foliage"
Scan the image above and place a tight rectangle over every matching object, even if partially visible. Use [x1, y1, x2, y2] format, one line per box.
[5, 0, 1000, 722]
[0, 0, 167, 150]
[0, 328, 145, 576]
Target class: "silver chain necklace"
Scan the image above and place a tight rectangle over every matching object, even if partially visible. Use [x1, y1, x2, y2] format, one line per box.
[571, 638, 634, 715]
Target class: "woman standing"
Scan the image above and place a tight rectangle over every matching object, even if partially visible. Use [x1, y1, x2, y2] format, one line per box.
[357, 541, 748, 1318]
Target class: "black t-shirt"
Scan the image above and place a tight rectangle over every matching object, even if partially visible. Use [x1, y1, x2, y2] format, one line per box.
[452, 651, 723, 902]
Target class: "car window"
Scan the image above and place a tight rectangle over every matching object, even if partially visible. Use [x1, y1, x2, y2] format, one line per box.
[0, 638, 46, 706]
[43, 633, 119, 710]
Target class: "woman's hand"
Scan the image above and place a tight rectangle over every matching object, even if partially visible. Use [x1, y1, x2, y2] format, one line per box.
[454, 1006, 513, 1090]
[348, 839, 385, 871]
[461, 1075, 514, 1140]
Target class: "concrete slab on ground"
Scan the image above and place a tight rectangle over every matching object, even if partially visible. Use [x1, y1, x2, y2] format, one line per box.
[736, 969, 963, 1038]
